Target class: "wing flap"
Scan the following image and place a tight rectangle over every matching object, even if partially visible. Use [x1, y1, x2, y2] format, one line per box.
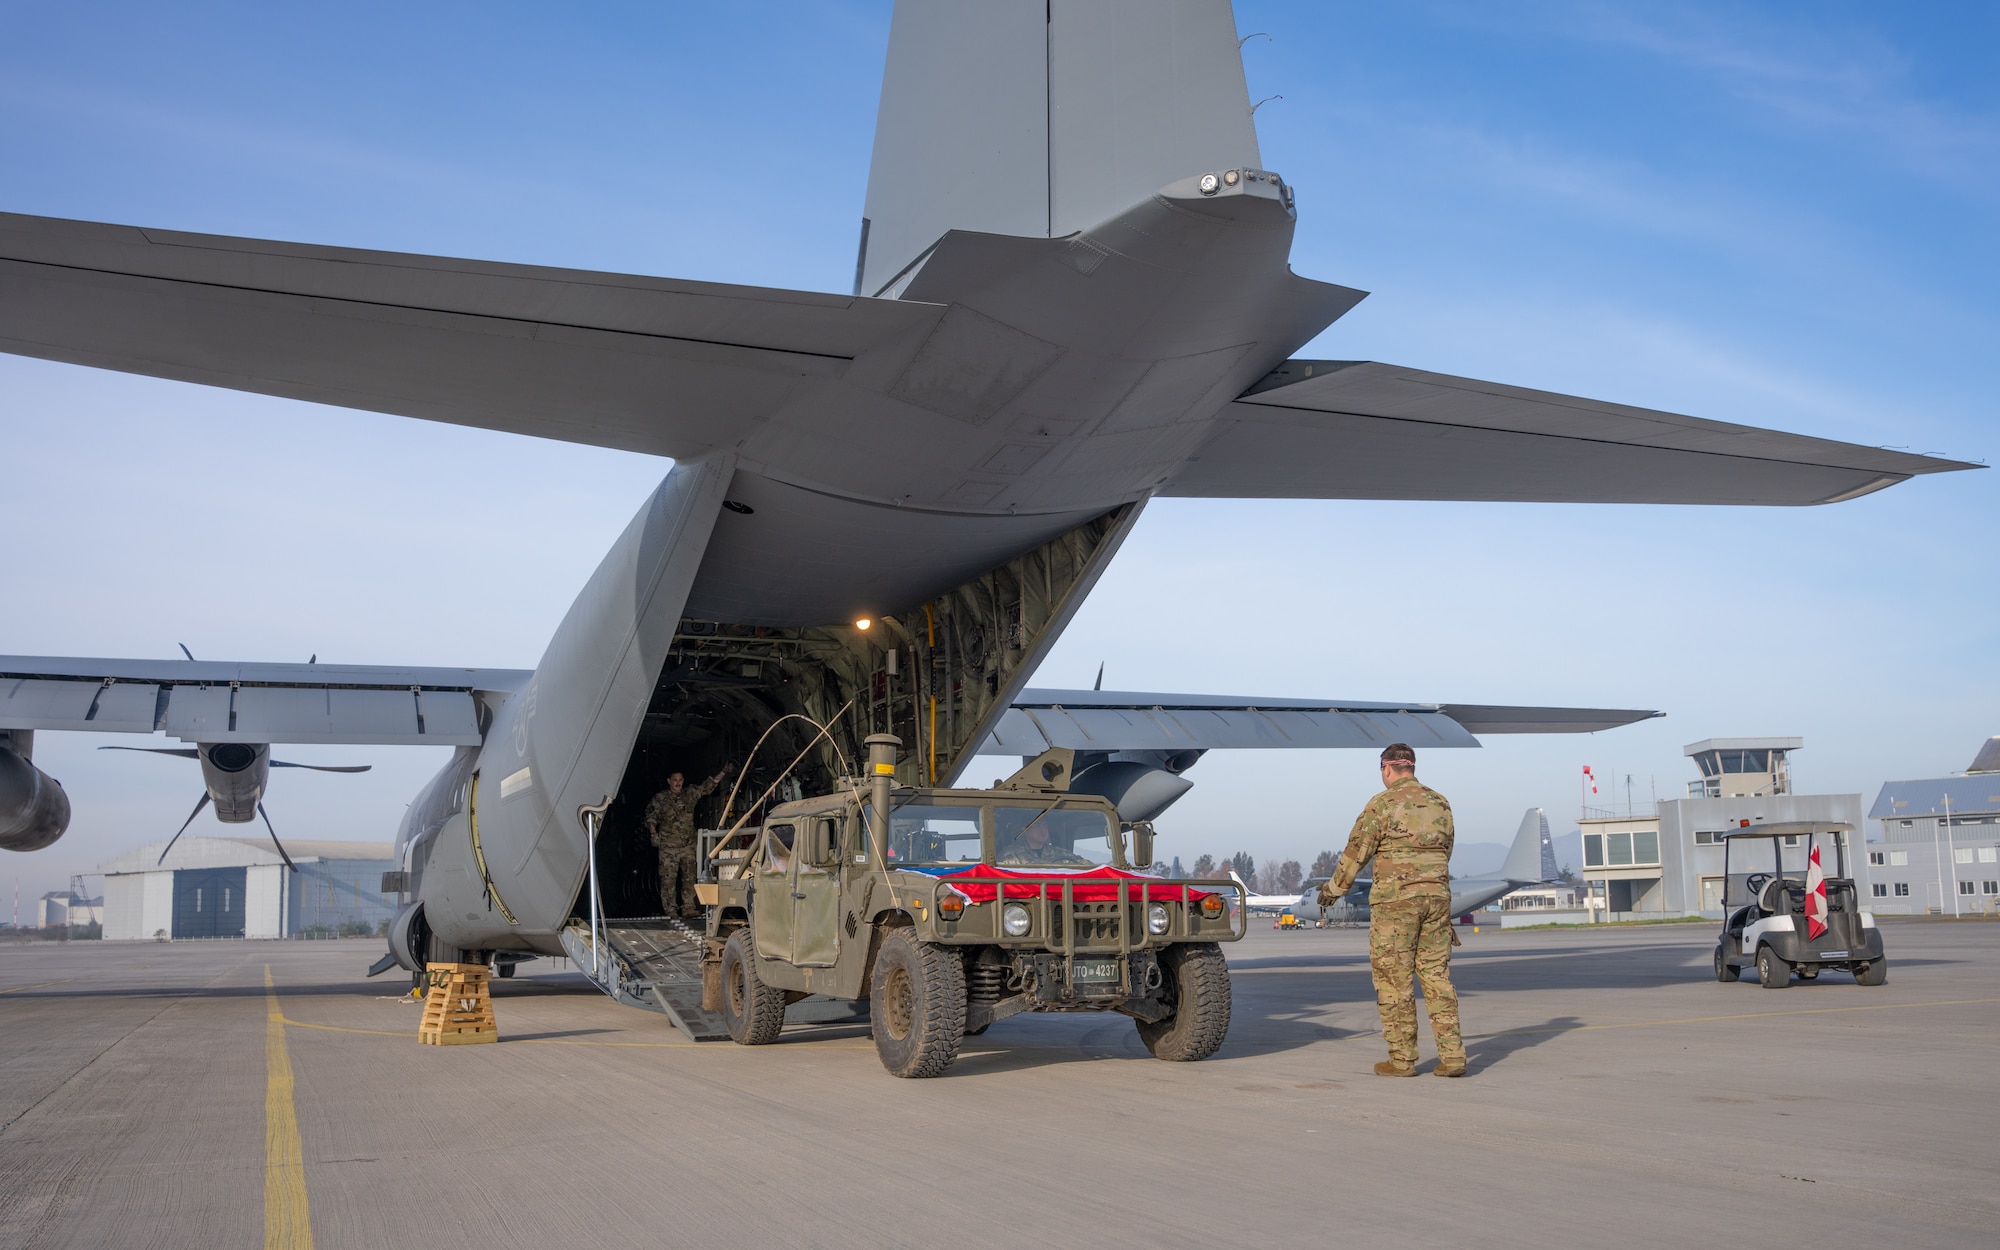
[0, 657, 513, 745]
[1166, 360, 1977, 505]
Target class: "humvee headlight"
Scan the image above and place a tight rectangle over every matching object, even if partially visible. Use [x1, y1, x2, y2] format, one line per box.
[1198, 894, 1225, 919]
[938, 889, 967, 921]
[1147, 903, 1170, 935]
[1002, 903, 1032, 937]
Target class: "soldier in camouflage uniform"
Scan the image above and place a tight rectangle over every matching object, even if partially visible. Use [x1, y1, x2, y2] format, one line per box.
[646, 768, 727, 916]
[997, 820, 1091, 865]
[1320, 743, 1467, 1078]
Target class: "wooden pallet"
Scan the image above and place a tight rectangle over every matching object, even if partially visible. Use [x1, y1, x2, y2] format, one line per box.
[418, 962, 499, 1045]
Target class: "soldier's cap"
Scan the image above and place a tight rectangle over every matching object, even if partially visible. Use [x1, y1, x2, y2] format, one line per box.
[1379, 743, 1416, 766]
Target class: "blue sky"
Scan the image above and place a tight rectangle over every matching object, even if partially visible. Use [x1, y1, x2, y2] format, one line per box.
[3, 1, 1995, 906]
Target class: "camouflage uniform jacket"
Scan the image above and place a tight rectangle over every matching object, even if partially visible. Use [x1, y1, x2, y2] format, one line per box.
[997, 839, 1091, 866]
[1330, 775, 1454, 905]
[645, 774, 722, 852]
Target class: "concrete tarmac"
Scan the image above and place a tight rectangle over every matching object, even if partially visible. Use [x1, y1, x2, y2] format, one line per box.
[2, 920, 1995, 1248]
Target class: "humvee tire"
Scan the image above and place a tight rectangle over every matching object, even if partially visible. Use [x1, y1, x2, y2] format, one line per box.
[1713, 945, 1740, 982]
[1855, 958, 1888, 986]
[722, 929, 786, 1045]
[1756, 945, 1790, 990]
[870, 928, 967, 1078]
[1136, 944, 1231, 1061]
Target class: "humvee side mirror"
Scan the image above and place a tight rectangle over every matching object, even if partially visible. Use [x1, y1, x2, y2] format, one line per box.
[1130, 821, 1154, 869]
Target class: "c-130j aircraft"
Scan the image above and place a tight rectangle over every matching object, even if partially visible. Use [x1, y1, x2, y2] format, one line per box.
[0, 2, 1972, 994]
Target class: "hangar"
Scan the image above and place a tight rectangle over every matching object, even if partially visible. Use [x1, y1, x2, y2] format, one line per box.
[100, 837, 395, 940]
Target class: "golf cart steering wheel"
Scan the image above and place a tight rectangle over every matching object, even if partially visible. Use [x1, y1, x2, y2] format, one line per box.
[1743, 872, 1773, 906]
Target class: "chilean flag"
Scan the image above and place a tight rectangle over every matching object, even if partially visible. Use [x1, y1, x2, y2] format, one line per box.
[1804, 845, 1828, 940]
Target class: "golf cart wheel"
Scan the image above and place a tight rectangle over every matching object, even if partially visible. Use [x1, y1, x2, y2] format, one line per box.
[721, 929, 786, 1045]
[1136, 944, 1233, 1061]
[1855, 958, 1888, 986]
[1714, 944, 1740, 983]
[868, 927, 966, 1078]
[1756, 945, 1791, 990]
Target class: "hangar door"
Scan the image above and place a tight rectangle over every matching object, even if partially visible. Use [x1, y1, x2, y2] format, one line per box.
[173, 868, 247, 939]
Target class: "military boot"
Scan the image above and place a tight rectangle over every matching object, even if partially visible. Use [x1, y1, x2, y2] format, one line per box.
[1373, 1060, 1417, 1077]
[1433, 1060, 1467, 1078]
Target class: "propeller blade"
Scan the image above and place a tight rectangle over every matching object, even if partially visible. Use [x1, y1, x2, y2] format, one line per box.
[308, 654, 316, 664]
[178, 643, 195, 661]
[100, 746, 202, 759]
[270, 761, 372, 773]
[257, 803, 299, 873]
[156, 792, 212, 864]
[1093, 661, 1105, 691]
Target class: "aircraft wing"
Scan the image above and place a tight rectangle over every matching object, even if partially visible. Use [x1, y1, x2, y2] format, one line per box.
[984, 688, 1659, 754]
[1166, 359, 1979, 506]
[0, 656, 532, 746]
[0, 211, 940, 459]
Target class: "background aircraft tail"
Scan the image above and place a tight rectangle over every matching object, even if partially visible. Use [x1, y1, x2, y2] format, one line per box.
[857, 0, 1262, 297]
[1500, 808, 1551, 883]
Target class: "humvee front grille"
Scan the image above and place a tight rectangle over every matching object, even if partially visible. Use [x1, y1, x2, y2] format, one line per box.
[1069, 902, 1125, 950]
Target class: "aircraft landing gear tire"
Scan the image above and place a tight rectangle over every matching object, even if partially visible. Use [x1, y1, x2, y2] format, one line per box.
[1714, 944, 1740, 982]
[1756, 945, 1791, 989]
[1856, 958, 1888, 986]
[721, 929, 786, 1045]
[869, 928, 967, 1078]
[1136, 945, 1232, 1062]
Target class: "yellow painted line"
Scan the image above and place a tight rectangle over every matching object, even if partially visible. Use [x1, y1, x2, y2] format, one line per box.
[262, 967, 314, 1250]
[276, 1015, 873, 1049]
[0, 979, 72, 994]
[1468, 996, 2000, 1040]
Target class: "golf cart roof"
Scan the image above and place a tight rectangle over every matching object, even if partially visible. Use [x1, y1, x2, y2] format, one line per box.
[1718, 821, 1855, 841]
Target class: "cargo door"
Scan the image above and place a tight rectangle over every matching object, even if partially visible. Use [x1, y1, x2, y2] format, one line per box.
[792, 816, 843, 967]
[750, 823, 797, 961]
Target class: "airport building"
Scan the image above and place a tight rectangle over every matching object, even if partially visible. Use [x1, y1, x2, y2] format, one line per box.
[101, 836, 396, 940]
[1576, 738, 1865, 920]
[1866, 740, 2000, 915]
[35, 891, 104, 928]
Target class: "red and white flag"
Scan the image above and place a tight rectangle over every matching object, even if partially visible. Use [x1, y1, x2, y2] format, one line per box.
[1582, 765, 1597, 795]
[1804, 845, 1828, 940]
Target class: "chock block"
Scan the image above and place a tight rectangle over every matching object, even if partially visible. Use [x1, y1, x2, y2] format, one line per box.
[418, 962, 499, 1045]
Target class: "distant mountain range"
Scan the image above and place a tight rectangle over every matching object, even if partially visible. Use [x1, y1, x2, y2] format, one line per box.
[1450, 829, 1584, 880]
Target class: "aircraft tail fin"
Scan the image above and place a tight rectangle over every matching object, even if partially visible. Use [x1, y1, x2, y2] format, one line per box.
[858, 0, 1262, 297]
[1500, 808, 1549, 882]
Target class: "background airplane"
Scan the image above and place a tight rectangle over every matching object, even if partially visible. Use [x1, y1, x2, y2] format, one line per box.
[1297, 808, 1556, 925]
[0, 2, 1973, 991]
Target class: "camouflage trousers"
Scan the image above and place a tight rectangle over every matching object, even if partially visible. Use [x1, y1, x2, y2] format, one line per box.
[1368, 896, 1464, 1066]
[657, 845, 699, 916]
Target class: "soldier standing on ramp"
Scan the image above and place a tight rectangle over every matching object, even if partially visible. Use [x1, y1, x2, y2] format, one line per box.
[646, 767, 728, 918]
[1321, 743, 1468, 1077]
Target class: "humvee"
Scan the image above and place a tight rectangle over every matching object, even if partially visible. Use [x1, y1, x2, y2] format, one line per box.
[701, 734, 1246, 1077]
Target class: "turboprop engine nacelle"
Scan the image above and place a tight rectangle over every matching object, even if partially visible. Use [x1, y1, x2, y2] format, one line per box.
[0, 737, 72, 852]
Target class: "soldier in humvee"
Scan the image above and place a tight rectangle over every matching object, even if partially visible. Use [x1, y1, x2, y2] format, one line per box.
[997, 817, 1091, 865]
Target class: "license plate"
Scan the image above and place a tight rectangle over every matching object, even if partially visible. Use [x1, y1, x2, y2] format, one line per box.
[1072, 960, 1121, 984]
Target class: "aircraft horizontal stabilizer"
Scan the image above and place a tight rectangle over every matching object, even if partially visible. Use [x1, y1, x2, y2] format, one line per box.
[985, 689, 1658, 754]
[1168, 360, 1978, 506]
[0, 211, 939, 460]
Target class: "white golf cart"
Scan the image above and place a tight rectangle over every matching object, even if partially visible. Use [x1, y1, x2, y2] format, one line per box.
[1714, 821, 1886, 989]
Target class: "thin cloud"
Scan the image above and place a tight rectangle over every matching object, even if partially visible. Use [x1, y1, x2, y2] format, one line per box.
[1562, 2, 2000, 198]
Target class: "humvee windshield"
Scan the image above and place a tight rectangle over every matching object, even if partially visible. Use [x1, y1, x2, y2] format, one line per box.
[885, 802, 983, 866]
[993, 804, 1113, 866]
[872, 797, 1118, 867]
